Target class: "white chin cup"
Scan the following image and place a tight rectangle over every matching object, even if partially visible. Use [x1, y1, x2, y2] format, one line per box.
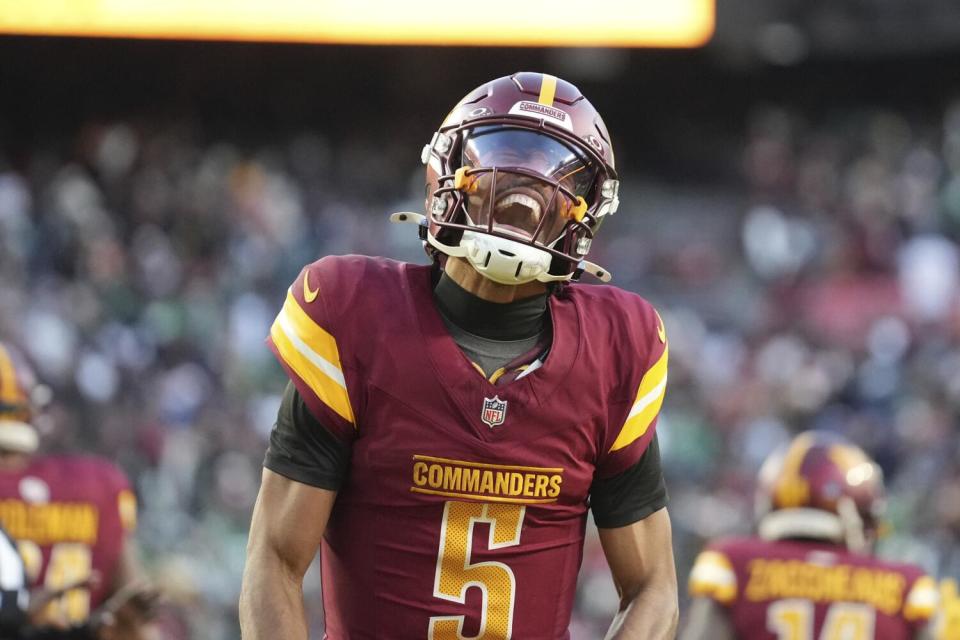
[459, 230, 553, 285]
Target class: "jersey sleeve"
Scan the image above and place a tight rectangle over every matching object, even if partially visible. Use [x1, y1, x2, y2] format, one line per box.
[266, 259, 361, 442]
[96, 461, 136, 535]
[935, 578, 960, 639]
[902, 574, 939, 625]
[596, 303, 668, 479]
[590, 434, 668, 528]
[264, 382, 352, 490]
[688, 547, 738, 606]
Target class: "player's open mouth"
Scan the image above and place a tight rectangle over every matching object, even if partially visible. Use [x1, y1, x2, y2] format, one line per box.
[495, 193, 542, 221]
[493, 190, 546, 238]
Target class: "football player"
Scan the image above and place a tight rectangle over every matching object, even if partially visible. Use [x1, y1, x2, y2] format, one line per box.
[240, 72, 678, 639]
[0, 342, 155, 639]
[680, 431, 939, 640]
[0, 520, 154, 640]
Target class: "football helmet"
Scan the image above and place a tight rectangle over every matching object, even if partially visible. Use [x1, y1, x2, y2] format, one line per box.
[755, 431, 885, 553]
[0, 342, 40, 453]
[393, 72, 619, 285]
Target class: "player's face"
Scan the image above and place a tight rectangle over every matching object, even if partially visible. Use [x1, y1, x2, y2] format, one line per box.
[460, 128, 596, 244]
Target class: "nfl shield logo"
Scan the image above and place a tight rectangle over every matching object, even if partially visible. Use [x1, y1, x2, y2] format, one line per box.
[481, 396, 508, 428]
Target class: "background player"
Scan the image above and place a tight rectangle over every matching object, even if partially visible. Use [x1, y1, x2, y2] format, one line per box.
[680, 431, 939, 640]
[240, 72, 678, 639]
[0, 342, 156, 639]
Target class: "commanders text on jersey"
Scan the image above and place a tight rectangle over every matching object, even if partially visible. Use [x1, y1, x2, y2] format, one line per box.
[411, 455, 563, 503]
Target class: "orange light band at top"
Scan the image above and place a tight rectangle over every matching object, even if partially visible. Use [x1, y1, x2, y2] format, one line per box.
[0, 0, 714, 47]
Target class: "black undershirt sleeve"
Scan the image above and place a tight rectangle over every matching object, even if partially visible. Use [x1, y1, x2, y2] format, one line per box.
[263, 382, 351, 491]
[22, 625, 98, 639]
[590, 434, 668, 529]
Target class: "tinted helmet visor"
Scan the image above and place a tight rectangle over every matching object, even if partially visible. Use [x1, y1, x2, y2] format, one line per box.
[459, 127, 597, 243]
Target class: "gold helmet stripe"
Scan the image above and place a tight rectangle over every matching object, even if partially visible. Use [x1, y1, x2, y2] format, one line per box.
[0, 344, 19, 405]
[537, 74, 557, 106]
[774, 432, 815, 508]
[828, 443, 869, 472]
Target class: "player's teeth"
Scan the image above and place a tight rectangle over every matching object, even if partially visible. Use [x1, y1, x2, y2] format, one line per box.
[496, 194, 541, 219]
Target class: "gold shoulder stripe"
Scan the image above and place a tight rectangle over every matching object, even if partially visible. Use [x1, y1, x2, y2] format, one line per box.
[609, 343, 668, 452]
[904, 576, 939, 621]
[538, 74, 557, 106]
[270, 290, 355, 425]
[118, 489, 138, 533]
[688, 550, 737, 604]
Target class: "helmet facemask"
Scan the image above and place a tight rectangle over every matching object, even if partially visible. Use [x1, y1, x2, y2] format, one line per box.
[424, 123, 617, 285]
[394, 73, 620, 284]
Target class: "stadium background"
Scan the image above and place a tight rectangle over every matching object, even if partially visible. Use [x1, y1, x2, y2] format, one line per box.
[2, 2, 960, 636]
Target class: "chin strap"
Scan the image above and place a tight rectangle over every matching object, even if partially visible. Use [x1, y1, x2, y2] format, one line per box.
[577, 260, 612, 283]
[388, 212, 613, 283]
[390, 212, 428, 227]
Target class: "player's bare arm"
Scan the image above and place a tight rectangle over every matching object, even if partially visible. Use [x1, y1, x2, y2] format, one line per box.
[678, 597, 735, 640]
[239, 469, 336, 640]
[599, 507, 679, 640]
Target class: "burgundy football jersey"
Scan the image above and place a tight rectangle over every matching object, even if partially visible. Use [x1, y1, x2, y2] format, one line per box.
[688, 537, 938, 640]
[267, 255, 668, 639]
[0, 455, 136, 624]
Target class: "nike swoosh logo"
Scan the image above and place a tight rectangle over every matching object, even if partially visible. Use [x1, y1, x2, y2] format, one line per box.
[655, 310, 666, 343]
[303, 271, 319, 303]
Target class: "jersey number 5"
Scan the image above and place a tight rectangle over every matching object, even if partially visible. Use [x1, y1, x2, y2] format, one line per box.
[429, 501, 526, 640]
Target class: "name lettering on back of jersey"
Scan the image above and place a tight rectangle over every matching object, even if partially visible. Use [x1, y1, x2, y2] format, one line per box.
[745, 558, 905, 615]
[0, 500, 99, 545]
[411, 455, 563, 504]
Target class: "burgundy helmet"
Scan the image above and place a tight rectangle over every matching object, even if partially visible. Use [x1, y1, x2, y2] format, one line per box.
[0, 342, 41, 453]
[755, 431, 886, 552]
[398, 72, 620, 285]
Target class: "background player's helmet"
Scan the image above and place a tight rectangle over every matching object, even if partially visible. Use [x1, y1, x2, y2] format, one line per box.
[755, 431, 886, 553]
[419, 72, 619, 285]
[0, 343, 42, 453]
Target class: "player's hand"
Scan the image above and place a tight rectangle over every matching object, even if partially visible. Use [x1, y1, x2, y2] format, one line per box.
[90, 579, 162, 640]
[28, 573, 100, 628]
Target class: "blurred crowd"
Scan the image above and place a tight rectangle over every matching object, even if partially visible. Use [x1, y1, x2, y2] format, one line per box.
[2, 98, 960, 638]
